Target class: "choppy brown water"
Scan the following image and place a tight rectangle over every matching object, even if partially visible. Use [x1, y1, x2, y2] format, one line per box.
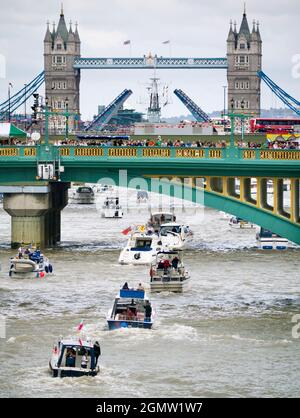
[0, 190, 299, 397]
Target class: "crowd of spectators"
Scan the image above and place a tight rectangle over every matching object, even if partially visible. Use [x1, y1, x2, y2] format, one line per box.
[1, 136, 299, 150]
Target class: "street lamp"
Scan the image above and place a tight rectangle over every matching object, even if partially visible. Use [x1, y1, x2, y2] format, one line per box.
[8, 83, 13, 122]
[44, 96, 49, 147]
[24, 84, 27, 128]
[65, 97, 69, 140]
[222, 85, 227, 124]
[241, 98, 245, 141]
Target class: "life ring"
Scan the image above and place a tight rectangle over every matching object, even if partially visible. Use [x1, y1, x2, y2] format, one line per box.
[134, 253, 141, 260]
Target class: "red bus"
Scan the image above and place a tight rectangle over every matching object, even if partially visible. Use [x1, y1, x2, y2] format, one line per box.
[250, 118, 300, 134]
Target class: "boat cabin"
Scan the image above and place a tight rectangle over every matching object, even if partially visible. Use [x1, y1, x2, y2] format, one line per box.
[55, 339, 97, 371]
[148, 212, 176, 231]
[76, 186, 94, 195]
[130, 236, 153, 251]
[111, 289, 148, 322]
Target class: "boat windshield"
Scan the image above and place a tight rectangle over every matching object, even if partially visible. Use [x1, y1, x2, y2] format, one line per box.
[151, 213, 175, 224]
[132, 238, 152, 250]
[77, 187, 92, 193]
[60, 344, 95, 369]
[259, 228, 280, 238]
[160, 225, 181, 235]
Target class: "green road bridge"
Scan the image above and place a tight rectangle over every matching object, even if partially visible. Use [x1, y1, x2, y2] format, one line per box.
[0, 144, 299, 247]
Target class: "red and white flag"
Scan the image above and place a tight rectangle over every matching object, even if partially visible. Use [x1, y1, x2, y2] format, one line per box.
[121, 226, 132, 235]
[77, 320, 84, 331]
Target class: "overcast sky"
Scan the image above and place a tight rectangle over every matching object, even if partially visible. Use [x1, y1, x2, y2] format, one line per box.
[0, 0, 299, 119]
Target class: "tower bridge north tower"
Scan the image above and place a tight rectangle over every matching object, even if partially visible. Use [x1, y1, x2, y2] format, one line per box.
[44, 7, 81, 133]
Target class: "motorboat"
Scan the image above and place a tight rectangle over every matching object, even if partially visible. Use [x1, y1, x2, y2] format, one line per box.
[137, 190, 149, 203]
[70, 186, 95, 204]
[99, 184, 114, 193]
[158, 222, 193, 250]
[49, 337, 100, 377]
[107, 288, 153, 330]
[147, 211, 177, 232]
[118, 231, 161, 265]
[9, 248, 53, 278]
[150, 250, 190, 293]
[256, 227, 289, 250]
[229, 216, 255, 229]
[101, 196, 123, 218]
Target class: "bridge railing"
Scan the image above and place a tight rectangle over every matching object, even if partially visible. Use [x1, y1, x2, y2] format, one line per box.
[58, 146, 226, 159]
[0, 145, 300, 161]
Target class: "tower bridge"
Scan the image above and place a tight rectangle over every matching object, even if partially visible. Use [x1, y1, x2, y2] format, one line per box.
[41, 7, 262, 132]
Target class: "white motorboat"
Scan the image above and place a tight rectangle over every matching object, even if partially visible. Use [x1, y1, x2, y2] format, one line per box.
[107, 288, 153, 330]
[49, 337, 100, 377]
[101, 196, 123, 218]
[9, 248, 53, 278]
[220, 211, 231, 219]
[147, 211, 177, 232]
[136, 190, 149, 203]
[256, 227, 289, 250]
[150, 250, 190, 293]
[229, 216, 255, 229]
[70, 186, 95, 204]
[158, 222, 193, 250]
[118, 231, 161, 265]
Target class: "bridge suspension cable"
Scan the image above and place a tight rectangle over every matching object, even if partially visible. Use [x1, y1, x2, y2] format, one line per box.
[84, 89, 133, 131]
[258, 70, 300, 116]
[173, 89, 210, 122]
[0, 71, 45, 120]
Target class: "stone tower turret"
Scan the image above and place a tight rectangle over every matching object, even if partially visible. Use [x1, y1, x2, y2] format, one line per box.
[227, 7, 262, 118]
[44, 7, 81, 133]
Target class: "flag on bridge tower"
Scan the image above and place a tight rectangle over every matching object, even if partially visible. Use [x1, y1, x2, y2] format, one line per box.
[123, 40, 131, 45]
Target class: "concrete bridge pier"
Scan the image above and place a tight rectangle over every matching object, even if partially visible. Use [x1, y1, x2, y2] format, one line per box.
[2, 183, 69, 248]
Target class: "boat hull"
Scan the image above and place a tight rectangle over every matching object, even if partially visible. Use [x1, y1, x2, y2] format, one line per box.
[49, 363, 99, 378]
[257, 239, 289, 250]
[150, 277, 190, 293]
[118, 250, 157, 265]
[107, 319, 153, 330]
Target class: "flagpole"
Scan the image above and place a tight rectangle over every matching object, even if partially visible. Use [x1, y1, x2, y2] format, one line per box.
[8, 83, 11, 122]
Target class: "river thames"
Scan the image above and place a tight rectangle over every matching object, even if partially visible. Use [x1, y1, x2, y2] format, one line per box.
[0, 192, 299, 397]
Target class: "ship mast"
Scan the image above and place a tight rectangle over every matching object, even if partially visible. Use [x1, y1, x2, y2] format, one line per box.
[147, 77, 161, 123]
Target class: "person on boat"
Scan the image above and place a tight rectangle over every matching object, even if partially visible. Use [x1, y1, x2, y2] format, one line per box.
[81, 350, 88, 369]
[171, 256, 180, 270]
[66, 349, 76, 367]
[127, 307, 135, 320]
[93, 341, 101, 367]
[122, 282, 129, 290]
[144, 301, 152, 322]
[157, 260, 164, 270]
[137, 283, 144, 291]
[163, 259, 171, 272]
[18, 247, 23, 258]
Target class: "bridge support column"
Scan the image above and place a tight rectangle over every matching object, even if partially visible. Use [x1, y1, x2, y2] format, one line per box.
[273, 178, 286, 217]
[290, 179, 300, 223]
[2, 183, 69, 248]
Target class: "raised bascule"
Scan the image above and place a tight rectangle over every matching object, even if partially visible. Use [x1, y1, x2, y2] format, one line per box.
[0, 7, 299, 248]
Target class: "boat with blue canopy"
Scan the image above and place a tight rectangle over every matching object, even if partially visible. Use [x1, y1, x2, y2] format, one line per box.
[107, 288, 153, 330]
